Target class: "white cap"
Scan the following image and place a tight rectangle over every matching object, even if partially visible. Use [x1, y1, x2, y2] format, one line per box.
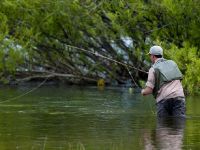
[148, 46, 163, 56]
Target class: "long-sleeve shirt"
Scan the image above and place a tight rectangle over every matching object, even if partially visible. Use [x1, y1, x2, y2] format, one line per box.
[146, 67, 185, 103]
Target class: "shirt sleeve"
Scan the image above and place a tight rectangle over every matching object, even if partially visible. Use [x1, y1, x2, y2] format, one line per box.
[145, 67, 155, 89]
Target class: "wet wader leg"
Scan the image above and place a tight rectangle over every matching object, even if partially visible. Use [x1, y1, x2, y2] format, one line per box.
[156, 99, 170, 117]
[172, 98, 186, 118]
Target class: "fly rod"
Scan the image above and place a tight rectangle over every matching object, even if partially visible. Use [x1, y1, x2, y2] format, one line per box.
[65, 44, 148, 74]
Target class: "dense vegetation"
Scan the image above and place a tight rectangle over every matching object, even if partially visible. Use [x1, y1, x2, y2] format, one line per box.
[0, 0, 199, 94]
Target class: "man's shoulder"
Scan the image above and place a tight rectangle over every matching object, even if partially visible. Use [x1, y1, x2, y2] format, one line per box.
[166, 59, 176, 63]
[153, 59, 177, 68]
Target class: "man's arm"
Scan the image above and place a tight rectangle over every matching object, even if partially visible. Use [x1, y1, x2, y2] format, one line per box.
[141, 67, 155, 96]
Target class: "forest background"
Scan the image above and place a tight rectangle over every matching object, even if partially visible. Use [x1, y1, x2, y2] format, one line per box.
[0, 0, 199, 95]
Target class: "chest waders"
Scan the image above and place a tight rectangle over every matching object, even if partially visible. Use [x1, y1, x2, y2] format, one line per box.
[152, 58, 183, 98]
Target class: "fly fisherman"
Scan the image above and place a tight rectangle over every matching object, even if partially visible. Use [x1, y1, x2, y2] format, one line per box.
[141, 46, 186, 118]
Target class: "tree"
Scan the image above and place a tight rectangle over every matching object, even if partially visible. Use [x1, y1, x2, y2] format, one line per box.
[0, 0, 199, 94]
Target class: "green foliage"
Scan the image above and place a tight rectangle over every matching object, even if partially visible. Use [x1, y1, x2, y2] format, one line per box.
[165, 42, 200, 95]
[0, 38, 24, 77]
[0, 13, 8, 40]
[139, 80, 146, 88]
[0, 0, 199, 94]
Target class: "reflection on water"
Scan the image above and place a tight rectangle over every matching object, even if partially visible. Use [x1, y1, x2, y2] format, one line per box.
[143, 117, 185, 150]
[0, 85, 199, 149]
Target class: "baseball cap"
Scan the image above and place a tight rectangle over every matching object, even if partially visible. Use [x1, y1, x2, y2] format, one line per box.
[148, 45, 163, 56]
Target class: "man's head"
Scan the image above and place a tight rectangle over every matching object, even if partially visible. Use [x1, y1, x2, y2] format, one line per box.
[148, 45, 163, 63]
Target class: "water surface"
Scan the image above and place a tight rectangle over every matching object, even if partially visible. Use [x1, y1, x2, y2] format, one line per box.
[0, 85, 199, 149]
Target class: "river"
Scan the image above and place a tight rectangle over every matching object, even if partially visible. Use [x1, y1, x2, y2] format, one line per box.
[0, 85, 199, 149]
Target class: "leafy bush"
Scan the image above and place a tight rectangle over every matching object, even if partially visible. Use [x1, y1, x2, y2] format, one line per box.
[165, 42, 200, 95]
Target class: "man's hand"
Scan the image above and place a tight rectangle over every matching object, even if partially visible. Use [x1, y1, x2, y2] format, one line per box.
[141, 87, 153, 96]
[141, 89, 145, 95]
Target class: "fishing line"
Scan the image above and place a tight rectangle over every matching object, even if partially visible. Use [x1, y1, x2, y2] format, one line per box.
[0, 75, 51, 104]
[0, 43, 146, 104]
[125, 65, 138, 87]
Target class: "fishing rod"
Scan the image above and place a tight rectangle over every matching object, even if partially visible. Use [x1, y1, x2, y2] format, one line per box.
[65, 44, 148, 74]
[65, 44, 148, 88]
[65, 44, 148, 87]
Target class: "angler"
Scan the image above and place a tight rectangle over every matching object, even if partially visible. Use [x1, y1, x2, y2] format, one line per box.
[141, 46, 186, 118]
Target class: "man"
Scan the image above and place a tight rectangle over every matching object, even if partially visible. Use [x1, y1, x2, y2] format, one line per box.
[141, 45, 186, 118]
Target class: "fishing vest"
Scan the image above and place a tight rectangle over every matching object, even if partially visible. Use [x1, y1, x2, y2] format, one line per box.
[152, 58, 183, 98]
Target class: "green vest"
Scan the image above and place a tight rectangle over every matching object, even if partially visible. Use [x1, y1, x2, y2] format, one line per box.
[152, 58, 183, 98]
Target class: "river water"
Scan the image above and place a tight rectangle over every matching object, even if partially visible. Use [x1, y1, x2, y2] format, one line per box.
[0, 85, 199, 149]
